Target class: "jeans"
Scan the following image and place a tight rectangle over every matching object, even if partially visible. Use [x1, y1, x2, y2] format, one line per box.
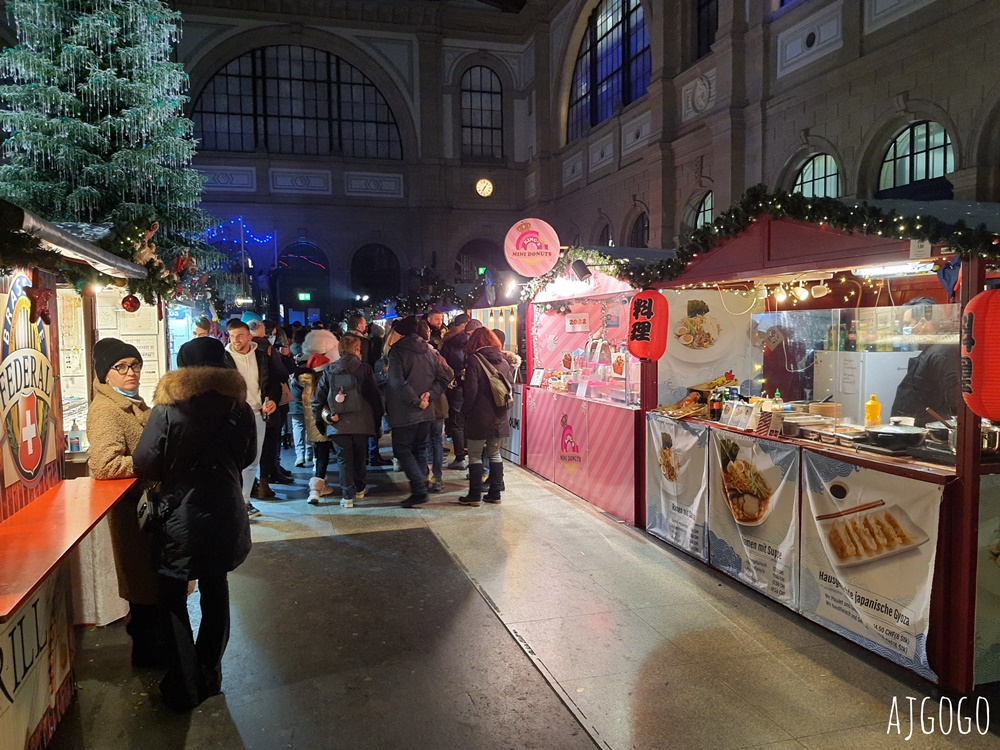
[445, 409, 466, 459]
[392, 421, 430, 495]
[313, 440, 331, 478]
[290, 414, 308, 460]
[466, 436, 502, 465]
[426, 419, 444, 481]
[241, 413, 266, 501]
[159, 572, 230, 707]
[331, 434, 368, 498]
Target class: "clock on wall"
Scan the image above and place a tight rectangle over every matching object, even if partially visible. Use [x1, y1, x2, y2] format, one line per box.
[475, 178, 494, 197]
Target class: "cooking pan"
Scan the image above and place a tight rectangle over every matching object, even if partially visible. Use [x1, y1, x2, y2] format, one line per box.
[925, 421, 953, 443]
[866, 424, 927, 450]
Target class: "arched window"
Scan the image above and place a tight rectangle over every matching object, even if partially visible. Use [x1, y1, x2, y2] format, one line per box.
[793, 154, 840, 198]
[598, 224, 615, 247]
[695, 192, 714, 229]
[878, 121, 953, 197]
[461, 66, 503, 160]
[351, 245, 400, 302]
[193, 45, 403, 159]
[629, 213, 649, 247]
[566, 0, 651, 143]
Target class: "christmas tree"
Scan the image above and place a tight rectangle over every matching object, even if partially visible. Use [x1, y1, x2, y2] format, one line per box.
[0, 0, 214, 299]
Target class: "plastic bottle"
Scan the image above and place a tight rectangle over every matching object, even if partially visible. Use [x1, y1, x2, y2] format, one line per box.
[864, 394, 882, 428]
[68, 420, 82, 452]
[710, 389, 722, 421]
[772, 389, 784, 413]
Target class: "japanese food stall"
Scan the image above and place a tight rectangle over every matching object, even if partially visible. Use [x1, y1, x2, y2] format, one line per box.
[0, 200, 144, 749]
[641, 189, 1000, 695]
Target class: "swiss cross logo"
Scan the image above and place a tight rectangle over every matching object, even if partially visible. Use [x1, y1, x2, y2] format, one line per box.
[18, 392, 41, 473]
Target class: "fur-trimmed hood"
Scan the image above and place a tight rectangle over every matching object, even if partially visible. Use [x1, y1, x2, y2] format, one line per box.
[500, 349, 522, 372]
[154, 366, 247, 406]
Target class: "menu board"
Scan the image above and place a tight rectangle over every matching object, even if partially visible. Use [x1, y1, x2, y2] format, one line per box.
[646, 414, 709, 561]
[800, 450, 943, 681]
[708, 430, 799, 608]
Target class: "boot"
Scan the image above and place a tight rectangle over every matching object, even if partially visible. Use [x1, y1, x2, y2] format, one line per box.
[459, 463, 483, 506]
[127, 603, 166, 669]
[252, 477, 276, 499]
[308, 476, 334, 504]
[484, 462, 504, 503]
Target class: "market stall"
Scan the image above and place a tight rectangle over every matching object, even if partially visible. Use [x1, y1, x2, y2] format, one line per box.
[640, 194, 1000, 694]
[0, 200, 145, 748]
[470, 303, 525, 464]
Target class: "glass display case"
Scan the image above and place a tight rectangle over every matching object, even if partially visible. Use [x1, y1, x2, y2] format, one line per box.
[530, 292, 642, 408]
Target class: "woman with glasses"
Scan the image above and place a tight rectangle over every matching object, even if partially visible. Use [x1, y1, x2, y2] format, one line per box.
[87, 338, 162, 667]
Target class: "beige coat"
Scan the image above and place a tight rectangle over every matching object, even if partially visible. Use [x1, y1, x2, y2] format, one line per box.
[86, 380, 158, 604]
[298, 370, 329, 444]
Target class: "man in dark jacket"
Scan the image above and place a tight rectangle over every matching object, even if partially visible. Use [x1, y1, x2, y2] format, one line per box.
[225, 319, 283, 511]
[440, 314, 479, 469]
[133, 336, 256, 711]
[425, 309, 444, 351]
[891, 343, 961, 426]
[249, 319, 294, 487]
[387, 315, 452, 507]
[342, 313, 371, 363]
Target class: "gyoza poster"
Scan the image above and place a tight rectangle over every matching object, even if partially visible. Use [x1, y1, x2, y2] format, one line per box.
[646, 414, 708, 561]
[708, 429, 799, 608]
[800, 450, 943, 681]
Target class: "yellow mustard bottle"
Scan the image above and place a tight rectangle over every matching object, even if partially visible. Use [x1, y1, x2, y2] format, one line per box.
[864, 394, 882, 428]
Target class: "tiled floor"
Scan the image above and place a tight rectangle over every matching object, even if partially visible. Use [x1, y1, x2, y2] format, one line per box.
[54, 452, 1000, 749]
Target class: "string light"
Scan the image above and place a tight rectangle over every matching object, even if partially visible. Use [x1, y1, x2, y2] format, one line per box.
[204, 217, 274, 244]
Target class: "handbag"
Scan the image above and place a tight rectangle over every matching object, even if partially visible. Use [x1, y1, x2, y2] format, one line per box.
[136, 483, 163, 533]
[474, 353, 513, 408]
[279, 380, 294, 406]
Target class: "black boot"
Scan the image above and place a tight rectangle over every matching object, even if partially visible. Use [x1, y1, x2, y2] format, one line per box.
[484, 462, 504, 503]
[459, 463, 483, 506]
[127, 603, 166, 669]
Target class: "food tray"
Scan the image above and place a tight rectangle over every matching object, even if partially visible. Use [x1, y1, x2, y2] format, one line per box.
[818, 503, 929, 568]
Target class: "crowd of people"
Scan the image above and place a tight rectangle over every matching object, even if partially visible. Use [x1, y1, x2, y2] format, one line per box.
[84, 309, 520, 710]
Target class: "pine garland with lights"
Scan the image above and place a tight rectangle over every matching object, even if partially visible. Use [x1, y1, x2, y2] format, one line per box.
[0, 0, 212, 294]
[371, 277, 488, 317]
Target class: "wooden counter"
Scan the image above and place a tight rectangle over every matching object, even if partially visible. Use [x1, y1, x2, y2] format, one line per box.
[0, 477, 135, 622]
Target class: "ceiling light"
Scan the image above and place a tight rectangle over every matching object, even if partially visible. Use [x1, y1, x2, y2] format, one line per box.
[773, 286, 788, 303]
[754, 285, 769, 300]
[853, 262, 935, 278]
[811, 282, 831, 298]
[792, 283, 810, 301]
[571, 259, 592, 282]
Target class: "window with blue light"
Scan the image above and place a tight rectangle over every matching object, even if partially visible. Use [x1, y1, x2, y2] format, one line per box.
[461, 66, 503, 160]
[193, 45, 402, 159]
[793, 154, 840, 198]
[567, 0, 650, 143]
[879, 121, 953, 192]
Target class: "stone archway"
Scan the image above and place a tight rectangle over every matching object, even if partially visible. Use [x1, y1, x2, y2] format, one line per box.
[276, 241, 332, 323]
[350, 244, 401, 304]
[453, 238, 504, 284]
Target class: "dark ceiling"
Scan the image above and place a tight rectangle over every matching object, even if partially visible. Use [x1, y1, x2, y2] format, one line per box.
[470, 0, 527, 12]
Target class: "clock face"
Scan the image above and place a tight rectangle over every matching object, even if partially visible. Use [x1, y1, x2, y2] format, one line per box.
[476, 178, 494, 197]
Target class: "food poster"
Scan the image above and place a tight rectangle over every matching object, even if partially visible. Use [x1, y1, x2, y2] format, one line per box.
[974, 475, 1000, 684]
[646, 413, 709, 561]
[708, 430, 799, 608]
[799, 450, 943, 681]
[657, 289, 756, 406]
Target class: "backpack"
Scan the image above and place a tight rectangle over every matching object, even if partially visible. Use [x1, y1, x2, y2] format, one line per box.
[474, 353, 513, 409]
[328, 367, 363, 415]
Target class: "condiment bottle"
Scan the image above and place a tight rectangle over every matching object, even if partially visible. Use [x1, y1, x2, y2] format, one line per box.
[68, 420, 82, 452]
[710, 389, 722, 421]
[864, 394, 882, 427]
[772, 389, 784, 412]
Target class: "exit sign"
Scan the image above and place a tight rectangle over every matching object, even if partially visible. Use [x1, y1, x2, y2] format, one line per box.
[297, 292, 312, 302]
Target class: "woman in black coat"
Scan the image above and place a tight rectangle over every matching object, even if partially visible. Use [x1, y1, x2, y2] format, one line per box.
[133, 337, 257, 711]
[459, 327, 513, 507]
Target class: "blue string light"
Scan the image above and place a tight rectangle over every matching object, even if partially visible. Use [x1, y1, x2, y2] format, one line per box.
[204, 216, 274, 245]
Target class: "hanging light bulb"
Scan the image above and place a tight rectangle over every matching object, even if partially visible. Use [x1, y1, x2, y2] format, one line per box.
[792, 282, 810, 301]
[773, 285, 788, 303]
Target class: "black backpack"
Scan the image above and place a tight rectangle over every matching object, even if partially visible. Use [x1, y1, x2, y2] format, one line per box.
[328, 367, 363, 415]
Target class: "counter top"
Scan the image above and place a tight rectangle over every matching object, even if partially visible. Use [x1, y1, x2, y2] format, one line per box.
[0, 477, 135, 622]
[526, 384, 640, 411]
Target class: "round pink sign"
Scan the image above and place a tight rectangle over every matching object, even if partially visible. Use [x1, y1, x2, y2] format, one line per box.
[504, 218, 561, 277]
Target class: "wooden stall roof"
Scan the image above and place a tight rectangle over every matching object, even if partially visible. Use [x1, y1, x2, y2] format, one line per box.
[656, 216, 916, 286]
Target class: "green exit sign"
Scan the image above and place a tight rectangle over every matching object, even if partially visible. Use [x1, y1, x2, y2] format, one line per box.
[297, 291, 312, 302]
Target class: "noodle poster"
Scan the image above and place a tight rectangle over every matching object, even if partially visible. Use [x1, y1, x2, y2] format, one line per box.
[708, 429, 799, 608]
[646, 414, 709, 561]
[799, 450, 943, 681]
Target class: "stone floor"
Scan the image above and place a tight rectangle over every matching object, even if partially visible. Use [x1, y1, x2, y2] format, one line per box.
[51, 450, 1000, 749]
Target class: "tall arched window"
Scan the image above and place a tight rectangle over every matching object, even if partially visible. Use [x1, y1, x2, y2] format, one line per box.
[461, 66, 503, 160]
[566, 0, 651, 143]
[193, 45, 403, 159]
[351, 245, 400, 302]
[695, 192, 714, 229]
[793, 154, 840, 198]
[878, 121, 953, 198]
[629, 213, 649, 247]
[598, 224, 615, 247]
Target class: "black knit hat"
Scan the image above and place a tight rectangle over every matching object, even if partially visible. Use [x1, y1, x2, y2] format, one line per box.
[394, 315, 419, 337]
[176, 337, 229, 369]
[93, 338, 142, 384]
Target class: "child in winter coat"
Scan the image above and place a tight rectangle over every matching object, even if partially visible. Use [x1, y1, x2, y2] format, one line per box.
[298, 353, 334, 503]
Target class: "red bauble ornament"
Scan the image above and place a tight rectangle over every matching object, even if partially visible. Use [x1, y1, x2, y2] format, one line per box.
[122, 294, 141, 313]
[626, 290, 669, 361]
[961, 290, 1000, 420]
[26, 270, 52, 325]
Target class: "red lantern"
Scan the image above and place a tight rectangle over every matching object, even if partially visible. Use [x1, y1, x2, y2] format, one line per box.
[626, 290, 668, 360]
[122, 294, 141, 313]
[962, 290, 1000, 420]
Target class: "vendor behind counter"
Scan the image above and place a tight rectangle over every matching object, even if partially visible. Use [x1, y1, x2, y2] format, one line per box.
[890, 343, 960, 427]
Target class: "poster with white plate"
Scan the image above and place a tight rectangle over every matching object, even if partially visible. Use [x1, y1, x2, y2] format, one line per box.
[708, 429, 799, 608]
[800, 450, 943, 681]
[646, 414, 709, 561]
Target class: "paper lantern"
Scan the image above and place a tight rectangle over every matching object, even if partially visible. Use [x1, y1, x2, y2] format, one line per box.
[961, 289, 1000, 420]
[122, 294, 141, 313]
[626, 290, 668, 361]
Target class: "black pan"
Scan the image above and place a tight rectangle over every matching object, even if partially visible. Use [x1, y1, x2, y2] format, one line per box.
[866, 425, 927, 450]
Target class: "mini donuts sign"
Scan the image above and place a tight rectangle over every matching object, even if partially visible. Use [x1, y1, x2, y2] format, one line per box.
[504, 218, 560, 277]
[0, 272, 55, 487]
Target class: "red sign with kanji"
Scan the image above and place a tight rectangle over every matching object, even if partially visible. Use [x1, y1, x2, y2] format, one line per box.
[626, 290, 668, 361]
